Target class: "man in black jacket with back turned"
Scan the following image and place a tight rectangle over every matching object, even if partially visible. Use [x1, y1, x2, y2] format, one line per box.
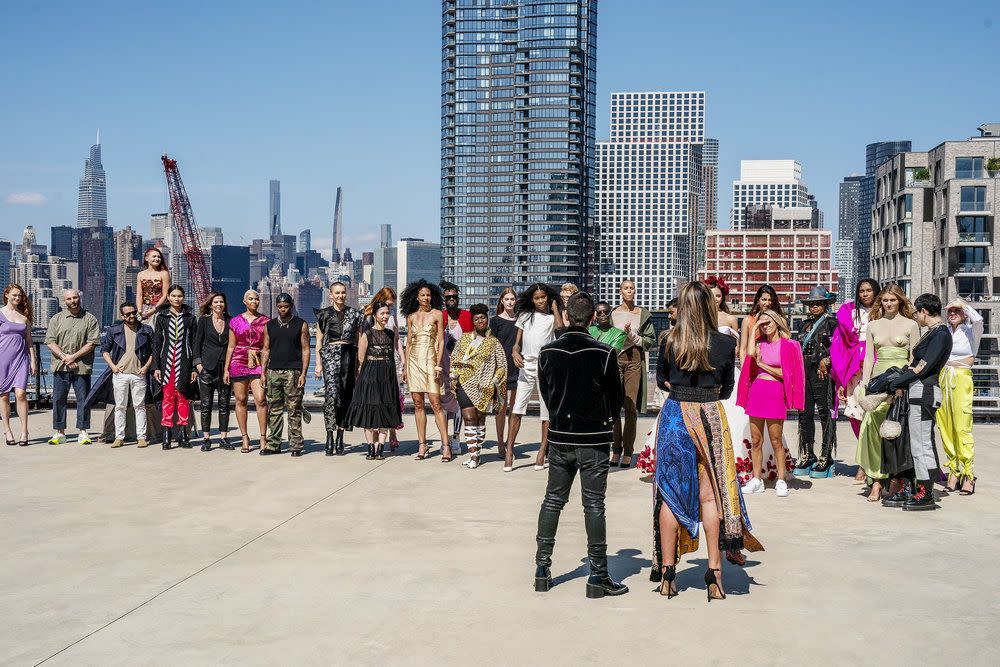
[534, 291, 628, 598]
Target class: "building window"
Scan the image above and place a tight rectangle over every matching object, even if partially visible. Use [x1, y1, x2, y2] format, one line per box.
[955, 157, 983, 179]
[960, 186, 987, 212]
[903, 194, 913, 220]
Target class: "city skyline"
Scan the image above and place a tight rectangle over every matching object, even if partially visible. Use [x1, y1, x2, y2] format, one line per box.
[2, 1, 997, 251]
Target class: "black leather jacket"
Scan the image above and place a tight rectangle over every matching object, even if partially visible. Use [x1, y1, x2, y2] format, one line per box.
[538, 328, 624, 447]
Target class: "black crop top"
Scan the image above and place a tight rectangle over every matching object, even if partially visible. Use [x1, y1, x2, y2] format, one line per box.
[656, 331, 737, 400]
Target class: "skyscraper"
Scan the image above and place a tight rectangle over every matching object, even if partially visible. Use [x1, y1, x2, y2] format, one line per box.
[380, 223, 392, 249]
[698, 138, 720, 273]
[79, 226, 116, 325]
[51, 225, 79, 261]
[77, 132, 108, 228]
[269, 179, 281, 237]
[114, 226, 143, 310]
[856, 140, 911, 280]
[731, 160, 812, 229]
[199, 227, 224, 247]
[298, 229, 311, 253]
[0, 240, 11, 290]
[396, 239, 442, 297]
[149, 212, 170, 241]
[211, 245, 250, 312]
[838, 174, 864, 292]
[440, 0, 598, 301]
[598, 91, 706, 307]
[331, 187, 343, 261]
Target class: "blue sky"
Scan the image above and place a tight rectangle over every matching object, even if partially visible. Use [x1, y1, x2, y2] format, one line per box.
[1, 0, 997, 255]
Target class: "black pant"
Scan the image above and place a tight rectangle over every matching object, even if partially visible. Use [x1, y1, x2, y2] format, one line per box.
[798, 361, 836, 457]
[198, 363, 231, 432]
[535, 443, 610, 577]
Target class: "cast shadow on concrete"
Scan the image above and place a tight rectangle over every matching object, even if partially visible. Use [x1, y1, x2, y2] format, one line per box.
[672, 557, 763, 596]
[550, 548, 653, 587]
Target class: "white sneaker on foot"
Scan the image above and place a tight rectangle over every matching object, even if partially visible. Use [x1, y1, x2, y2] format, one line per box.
[78, 430, 93, 445]
[775, 479, 789, 497]
[741, 477, 764, 494]
[47, 433, 65, 445]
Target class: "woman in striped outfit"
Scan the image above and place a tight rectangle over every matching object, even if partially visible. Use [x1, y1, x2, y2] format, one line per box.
[151, 285, 199, 450]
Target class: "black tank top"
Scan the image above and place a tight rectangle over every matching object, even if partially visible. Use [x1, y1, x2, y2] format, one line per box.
[266, 316, 305, 370]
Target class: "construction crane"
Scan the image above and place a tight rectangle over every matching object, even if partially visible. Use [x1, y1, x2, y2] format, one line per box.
[161, 155, 211, 304]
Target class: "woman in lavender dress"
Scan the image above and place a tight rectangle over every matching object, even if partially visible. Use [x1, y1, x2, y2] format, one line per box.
[1, 284, 37, 446]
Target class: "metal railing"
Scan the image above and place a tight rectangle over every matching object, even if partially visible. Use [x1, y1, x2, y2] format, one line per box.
[958, 232, 991, 242]
[959, 201, 991, 212]
[956, 262, 989, 272]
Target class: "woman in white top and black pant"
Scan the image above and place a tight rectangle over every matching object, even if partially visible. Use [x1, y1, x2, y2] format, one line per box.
[938, 299, 983, 495]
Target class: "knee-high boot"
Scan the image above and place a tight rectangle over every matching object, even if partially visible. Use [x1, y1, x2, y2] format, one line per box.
[325, 431, 334, 456]
[162, 427, 172, 450]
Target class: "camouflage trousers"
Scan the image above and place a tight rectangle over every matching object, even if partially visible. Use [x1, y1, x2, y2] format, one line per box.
[266, 369, 304, 451]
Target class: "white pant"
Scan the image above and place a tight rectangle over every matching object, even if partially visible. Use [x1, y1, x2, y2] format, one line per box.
[513, 357, 549, 421]
[113, 373, 147, 440]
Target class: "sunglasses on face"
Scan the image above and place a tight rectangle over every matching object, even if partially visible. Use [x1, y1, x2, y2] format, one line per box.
[122, 311, 137, 318]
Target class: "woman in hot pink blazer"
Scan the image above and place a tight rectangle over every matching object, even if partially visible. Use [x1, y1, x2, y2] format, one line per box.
[736, 309, 805, 497]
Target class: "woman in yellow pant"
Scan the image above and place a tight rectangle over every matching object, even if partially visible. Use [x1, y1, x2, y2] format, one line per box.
[938, 300, 983, 495]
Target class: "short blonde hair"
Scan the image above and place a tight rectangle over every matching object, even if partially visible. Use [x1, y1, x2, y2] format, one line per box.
[243, 289, 259, 303]
[560, 282, 579, 295]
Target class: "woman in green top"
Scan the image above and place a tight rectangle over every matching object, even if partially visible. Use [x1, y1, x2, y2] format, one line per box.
[589, 301, 627, 351]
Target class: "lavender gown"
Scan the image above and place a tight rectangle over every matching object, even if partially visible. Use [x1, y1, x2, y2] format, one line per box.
[0, 311, 29, 393]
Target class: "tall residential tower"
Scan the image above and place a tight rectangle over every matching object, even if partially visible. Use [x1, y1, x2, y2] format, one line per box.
[440, 0, 598, 301]
[77, 132, 108, 228]
[269, 180, 281, 237]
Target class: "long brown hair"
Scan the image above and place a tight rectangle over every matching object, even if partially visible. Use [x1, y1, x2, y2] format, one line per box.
[2, 283, 33, 325]
[365, 287, 397, 317]
[666, 282, 718, 372]
[495, 287, 517, 315]
[870, 283, 914, 320]
[198, 291, 230, 318]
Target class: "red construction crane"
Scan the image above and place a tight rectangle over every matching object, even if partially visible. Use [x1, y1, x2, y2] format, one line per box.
[161, 155, 211, 304]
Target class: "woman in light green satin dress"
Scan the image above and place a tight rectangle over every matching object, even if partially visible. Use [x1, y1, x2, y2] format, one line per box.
[856, 284, 919, 502]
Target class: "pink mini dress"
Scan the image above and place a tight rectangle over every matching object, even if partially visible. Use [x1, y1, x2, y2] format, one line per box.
[745, 340, 788, 420]
[228, 314, 269, 379]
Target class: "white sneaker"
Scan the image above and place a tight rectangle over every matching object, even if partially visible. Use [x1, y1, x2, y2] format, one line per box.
[775, 480, 789, 497]
[741, 477, 764, 494]
[47, 433, 66, 445]
[77, 430, 93, 445]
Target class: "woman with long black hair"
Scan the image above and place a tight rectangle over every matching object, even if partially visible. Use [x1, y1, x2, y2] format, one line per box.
[401, 279, 452, 461]
[489, 287, 519, 459]
[152, 284, 199, 450]
[194, 291, 232, 451]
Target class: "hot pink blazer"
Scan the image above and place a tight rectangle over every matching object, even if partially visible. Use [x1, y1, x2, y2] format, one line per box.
[830, 301, 869, 392]
[736, 337, 805, 411]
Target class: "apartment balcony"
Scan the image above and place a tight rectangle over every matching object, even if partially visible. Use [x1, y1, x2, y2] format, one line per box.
[976, 353, 1000, 369]
[957, 232, 992, 245]
[955, 262, 990, 275]
[958, 202, 992, 215]
[908, 178, 932, 188]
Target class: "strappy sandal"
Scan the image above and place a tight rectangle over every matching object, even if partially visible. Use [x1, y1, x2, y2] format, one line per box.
[4, 432, 14, 446]
[945, 474, 960, 493]
[17, 440, 28, 447]
[441, 444, 454, 463]
[959, 476, 976, 496]
[414, 442, 429, 460]
[240, 434, 251, 454]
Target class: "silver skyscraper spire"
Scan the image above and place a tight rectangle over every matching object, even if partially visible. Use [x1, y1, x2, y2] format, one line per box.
[76, 132, 108, 228]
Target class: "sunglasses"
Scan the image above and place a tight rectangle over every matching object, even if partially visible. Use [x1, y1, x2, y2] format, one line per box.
[122, 311, 137, 317]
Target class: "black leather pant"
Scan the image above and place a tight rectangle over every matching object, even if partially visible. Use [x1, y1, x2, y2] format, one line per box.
[535, 443, 610, 577]
[198, 362, 231, 433]
[798, 361, 836, 458]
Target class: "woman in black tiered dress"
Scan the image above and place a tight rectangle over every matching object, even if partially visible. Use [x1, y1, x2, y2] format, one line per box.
[347, 301, 402, 460]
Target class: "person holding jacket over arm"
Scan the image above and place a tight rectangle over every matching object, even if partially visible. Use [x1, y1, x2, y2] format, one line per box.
[534, 291, 628, 599]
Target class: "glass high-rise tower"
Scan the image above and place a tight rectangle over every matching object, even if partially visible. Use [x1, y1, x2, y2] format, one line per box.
[77, 133, 108, 228]
[440, 0, 598, 301]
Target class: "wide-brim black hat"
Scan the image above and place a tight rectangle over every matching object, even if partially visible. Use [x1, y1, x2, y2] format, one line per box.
[799, 285, 836, 304]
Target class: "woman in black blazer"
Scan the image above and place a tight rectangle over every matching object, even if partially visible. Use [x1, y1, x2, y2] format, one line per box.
[193, 292, 232, 451]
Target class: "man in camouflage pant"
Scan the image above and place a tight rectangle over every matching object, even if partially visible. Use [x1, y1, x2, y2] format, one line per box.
[260, 293, 312, 456]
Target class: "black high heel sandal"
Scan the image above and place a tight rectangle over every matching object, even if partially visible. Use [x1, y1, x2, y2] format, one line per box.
[705, 567, 726, 601]
[959, 476, 977, 496]
[5, 434, 14, 446]
[220, 436, 234, 451]
[414, 442, 429, 460]
[659, 566, 677, 598]
[240, 434, 251, 453]
[201, 437, 211, 452]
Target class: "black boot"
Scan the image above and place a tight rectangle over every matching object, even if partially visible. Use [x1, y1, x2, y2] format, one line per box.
[366, 444, 375, 460]
[162, 427, 172, 450]
[201, 436, 211, 452]
[881, 478, 912, 508]
[325, 432, 334, 456]
[793, 450, 817, 476]
[374, 443, 384, 460]
[179, 427, 191, 449]
[585, 574, 629, 598]
[534, 565, 552, 592]
[903, 480, 937, 511]
[335, 430, 345, 456]
[220, 436, 234, 451]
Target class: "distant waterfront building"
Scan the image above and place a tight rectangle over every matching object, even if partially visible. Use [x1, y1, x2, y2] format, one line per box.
[380, 223, 392, 249]
[79, 226, 117, 325]
[838, 174, 864, 293]
[298, 229, 311, 253]
[211, 245, 250, 312]
[15, 254, 75, 327]
[373, 244, 397, 295]
[440, 0, 599, 302]
[77, 132, 108, 228]
[598, 91, 706, 308]
[331, 187, 344, 261]
[199, 226, 224, 248]
[698, 137, 720, 273]
[730, 160, 812, 229]
[269, 180, 281, 237]
[870, 124, 1000, 416]
[114, 226, 144, 312]
[51, 225, 79, 262]
[857, 140, 911, 281]
[701, 205, 838, 308]
[396, 238, 441, 298]
[0, 240, 12, 290]
[17, 225, 47, 262]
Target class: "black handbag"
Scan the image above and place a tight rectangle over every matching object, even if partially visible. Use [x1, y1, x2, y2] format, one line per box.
[866, 367, 902, 395]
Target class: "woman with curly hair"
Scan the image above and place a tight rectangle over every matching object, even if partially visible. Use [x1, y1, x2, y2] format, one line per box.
[1, 284, 36, 447]
[856, 283, 919, 502]
[506, 283, 560, 472]
[401, 279, 452, 461]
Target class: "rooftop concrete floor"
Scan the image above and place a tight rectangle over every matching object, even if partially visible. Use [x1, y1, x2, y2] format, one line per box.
[1, 411, 998, 665]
